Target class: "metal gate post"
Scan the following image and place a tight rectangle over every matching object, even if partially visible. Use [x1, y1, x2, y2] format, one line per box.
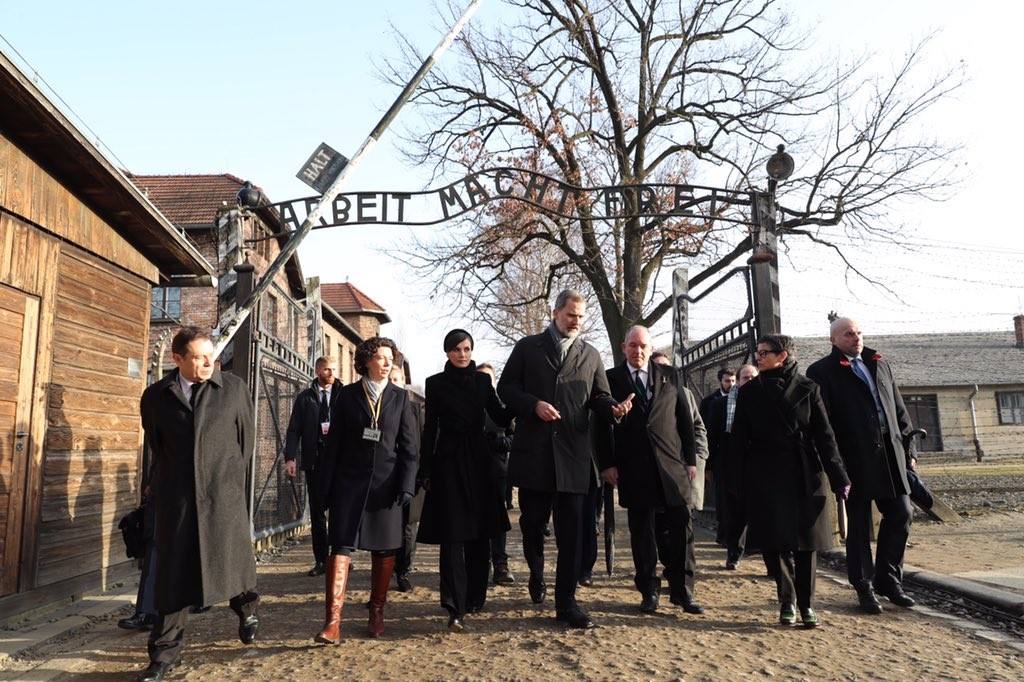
[749, 190, 781, 338]
[672, 268, 689, 366]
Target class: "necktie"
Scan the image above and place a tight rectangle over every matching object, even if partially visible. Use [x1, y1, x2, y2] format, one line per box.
[190, 383, 200, 412]
[319, 389, 329, 422]
[851, 358, 886, 426]
[633, 370, 648, 404]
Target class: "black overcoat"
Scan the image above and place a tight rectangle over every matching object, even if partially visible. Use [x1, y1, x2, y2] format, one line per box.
[729, 362, 850, 552]
[323, 380, 419, 551]
[140, 368, 256, 614]
[497, 331, 618, 494]
[806, 346, 915, 500]
[596, 362, 708, 509]
[285, 379, 343, 471]
[416, 364, 512, 544]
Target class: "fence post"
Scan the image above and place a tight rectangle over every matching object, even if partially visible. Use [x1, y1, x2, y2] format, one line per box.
[749, 190, 781, 338]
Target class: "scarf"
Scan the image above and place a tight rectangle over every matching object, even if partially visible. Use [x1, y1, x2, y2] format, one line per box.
[362, 376, 389, 404]
[547, 320, 576, 361]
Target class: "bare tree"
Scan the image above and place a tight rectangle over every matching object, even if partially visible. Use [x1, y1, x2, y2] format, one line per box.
[390, 0, 962, 360]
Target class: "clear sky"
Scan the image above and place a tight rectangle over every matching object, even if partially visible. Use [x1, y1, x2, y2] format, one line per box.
[2, 0, 1021, 383]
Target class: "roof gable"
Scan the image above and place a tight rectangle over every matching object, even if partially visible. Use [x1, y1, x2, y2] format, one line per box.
[321, 282, 391, 322]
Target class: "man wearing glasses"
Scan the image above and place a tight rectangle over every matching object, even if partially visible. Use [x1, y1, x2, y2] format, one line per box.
[806, 317, 918, 616]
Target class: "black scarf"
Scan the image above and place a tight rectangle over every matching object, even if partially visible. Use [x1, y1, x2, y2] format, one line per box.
[443, 359, 478, 386]
[758, 359, 798, 397]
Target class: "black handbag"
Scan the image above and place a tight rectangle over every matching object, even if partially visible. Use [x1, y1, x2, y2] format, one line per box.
[118, 505, 147, 559]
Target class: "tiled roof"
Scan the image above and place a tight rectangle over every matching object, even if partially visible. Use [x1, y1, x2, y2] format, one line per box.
[793, 331, 1024, 388]
[321, 282, 391, 321]
[129, 173, 248, 226]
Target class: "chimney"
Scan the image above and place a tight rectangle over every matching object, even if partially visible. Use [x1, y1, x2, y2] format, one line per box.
[1015, 314, 1024, 349]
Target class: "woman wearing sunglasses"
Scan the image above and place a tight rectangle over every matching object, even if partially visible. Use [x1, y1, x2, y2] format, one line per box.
[729, 334, 850, 628]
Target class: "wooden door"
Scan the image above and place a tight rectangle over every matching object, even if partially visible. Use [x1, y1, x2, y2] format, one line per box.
[0, 284, 39, 596]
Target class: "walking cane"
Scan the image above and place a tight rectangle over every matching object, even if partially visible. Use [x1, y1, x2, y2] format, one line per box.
[603, 482, 615, 575]
[837, 495, 848, 540]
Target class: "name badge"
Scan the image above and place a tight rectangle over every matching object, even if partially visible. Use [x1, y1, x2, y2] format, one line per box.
[362, 427, 382, 442]
[321, 422, 330, 436]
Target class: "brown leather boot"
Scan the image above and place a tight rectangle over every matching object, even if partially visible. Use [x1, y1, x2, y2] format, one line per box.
[367, 554, 395, 638]
[314, 554, 351, 644]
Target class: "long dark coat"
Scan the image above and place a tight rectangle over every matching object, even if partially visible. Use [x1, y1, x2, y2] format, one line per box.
[806, 346, 915, 500]
[497, 331, 618, 494]
[729, 361, 850, 552]
[140, 368, 256, 614]
[285, 379, 343, 471]
[416, 363, 512, 544]
[596, 362, 708, 509]
[323, 380, 419, 551]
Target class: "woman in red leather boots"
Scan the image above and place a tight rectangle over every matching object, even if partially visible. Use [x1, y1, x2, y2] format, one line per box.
[314, 336, 419, 643]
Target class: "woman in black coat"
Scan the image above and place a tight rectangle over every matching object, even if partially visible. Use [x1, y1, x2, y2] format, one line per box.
[730, 335, 850, 628]
[416, 329, 512, 632]
[314, 337, 418, 645]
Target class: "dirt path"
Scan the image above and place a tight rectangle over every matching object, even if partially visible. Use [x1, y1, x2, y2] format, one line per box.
[2, 516, 1022, 681]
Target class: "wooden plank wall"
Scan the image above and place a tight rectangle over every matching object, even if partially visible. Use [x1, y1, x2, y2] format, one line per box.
[0, 133, 158, 284]
[34, 244, 149, 588]
[0, 215, 59, 597]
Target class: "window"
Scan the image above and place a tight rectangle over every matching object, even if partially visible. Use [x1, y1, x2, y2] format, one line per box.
[903, 394, 943, 451]
[265, 295, 279, 336]
[997, 391, 1024, 425]
[151, 287, 181, 321]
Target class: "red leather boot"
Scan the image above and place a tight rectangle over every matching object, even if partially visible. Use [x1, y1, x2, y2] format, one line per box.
[314, 554, 351, 644]
[367, 554, 395, 637]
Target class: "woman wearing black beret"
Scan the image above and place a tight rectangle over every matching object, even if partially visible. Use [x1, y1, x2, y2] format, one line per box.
[416, 329, 512, 632]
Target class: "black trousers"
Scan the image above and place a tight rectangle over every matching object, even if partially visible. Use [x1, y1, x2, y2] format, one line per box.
[519, 488, 585, 611]
[764, 550, 816, 609]
[580, 480, 600, 579]
[148, 591, 258, 664]
[305, 466, 329, 565]
[715, 474, 747, 560]
[490, 531, 508, 566]
[637, 506, 695, 600]
[846, 493, 912, 590]
[439, 539, 491, 617]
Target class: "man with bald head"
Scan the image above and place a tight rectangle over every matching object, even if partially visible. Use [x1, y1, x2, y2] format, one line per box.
[807, 317, 918, 615]
[596, 325, 708, 615]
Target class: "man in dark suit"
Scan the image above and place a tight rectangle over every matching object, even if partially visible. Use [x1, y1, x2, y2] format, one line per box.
[699, 368, 734, 547]
[498, 289, 634, 629]
[285, 356, 341, 577]
[597, 325, 708, 615]
[806, 317, 918, 615]
[138, 326, 258, 681]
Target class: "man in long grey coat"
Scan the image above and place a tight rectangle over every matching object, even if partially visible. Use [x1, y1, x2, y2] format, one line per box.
[137, 326, 258, 681]
[498, 290, 633, 629]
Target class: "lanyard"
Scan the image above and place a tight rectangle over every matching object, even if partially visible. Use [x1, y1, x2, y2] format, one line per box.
[361, 382, 384, 429]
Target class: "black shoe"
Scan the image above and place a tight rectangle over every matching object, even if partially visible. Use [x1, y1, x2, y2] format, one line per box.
[493, 564, 516, 585]
[307, 561, 326, 577]
[189, 605, 211, 614]
[555, 606, 595, 629]
[542, 524, 552, 537]
[467, 603, 484, 614]
[877, 584, 916, 608]
[137, 660, 178, 682]
[639, 593, 659, 614]
[238, 615, 259, 645]
[670, 594, 705, 614]
[779, 603, 796, 626]
[578, 574, 593, 588]
[528, 576, 548, 604]
[800, 607, 819, 628]
[725, 560, 738, 570]
[447, 615, 465, 633]
[118, 613, 155, 631]
[396, 573, 413, 592]
[856, 586, 883, 615]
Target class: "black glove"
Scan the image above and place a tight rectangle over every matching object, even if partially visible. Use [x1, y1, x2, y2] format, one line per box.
[396, 491, 414, 507]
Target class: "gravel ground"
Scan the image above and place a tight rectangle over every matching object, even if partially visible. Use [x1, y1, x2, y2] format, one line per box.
[1, 511, 1022, 681]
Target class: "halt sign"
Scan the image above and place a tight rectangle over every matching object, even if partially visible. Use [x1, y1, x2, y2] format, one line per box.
[296, 143, 349, 194]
